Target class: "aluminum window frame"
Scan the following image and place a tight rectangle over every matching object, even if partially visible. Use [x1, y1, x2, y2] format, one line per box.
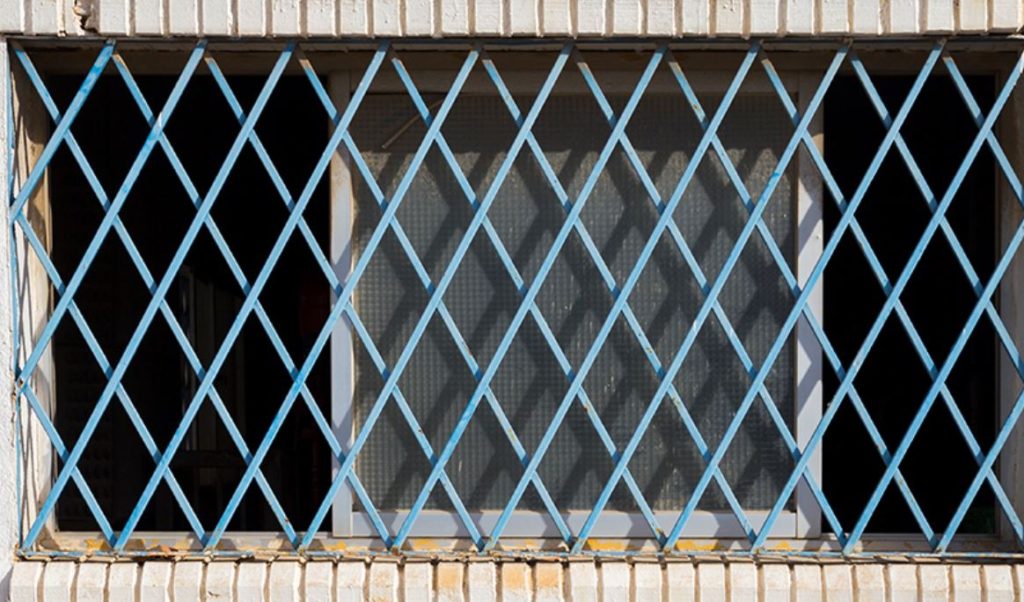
[328, 68, 825, 540]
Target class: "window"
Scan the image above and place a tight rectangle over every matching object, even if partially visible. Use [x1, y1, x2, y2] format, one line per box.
[9, 39, 1024, 556]
[337, 85, 818, 539]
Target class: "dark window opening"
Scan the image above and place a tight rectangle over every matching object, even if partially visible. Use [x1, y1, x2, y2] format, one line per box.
[823, 74, 997, 534]
[49, 73, 332, 531]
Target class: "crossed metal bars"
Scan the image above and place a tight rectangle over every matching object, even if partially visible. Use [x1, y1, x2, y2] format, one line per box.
[8, 38, 1024, 555]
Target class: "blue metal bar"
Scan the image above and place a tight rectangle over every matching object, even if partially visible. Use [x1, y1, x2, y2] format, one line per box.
[315, 47, 572, 544]
[885, 52, 1024, 553]
[193, 44, 415, 549]
[478, 46, 670, 552]
[934, 54, 1024, 550]
[746, 44, 947, 552]
[660, 50, 849, 545]
[41, 40, 276, 549]
[8, 39, 23, 547]
[232, 50, 475, 544]
[8, 41, 114, 224]
[389, 43, 652, 551]
[841, 48, 1022, 554]
[742, 43, 944, 550]
[570, 42, 829, 553]
[21, 42, 208, 548]
[114, 43, 392, 551]
[655, 45, 849, 552]
[566, 50, 773, 543]
[749, 48, 940, 546]
[12, 46, 210, 541]
[283, 48, 495, 548]
[198, 43, 470, 549]
[110, 52, 315, 544]
[844, 50, 1023, 546]
[389, 47, 676, 542]
[295, 47, 507, 548]
[301, 46, 571, 551]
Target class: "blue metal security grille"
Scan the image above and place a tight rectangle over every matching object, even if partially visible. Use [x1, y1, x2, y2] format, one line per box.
[7, 38, 1024, 557]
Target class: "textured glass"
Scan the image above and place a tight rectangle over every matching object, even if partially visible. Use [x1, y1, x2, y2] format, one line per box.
[350, 91, 796, 513]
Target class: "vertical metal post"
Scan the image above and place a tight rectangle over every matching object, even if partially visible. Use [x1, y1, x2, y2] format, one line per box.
[328, 69, 355, 538]
[795, 70, 825, 539]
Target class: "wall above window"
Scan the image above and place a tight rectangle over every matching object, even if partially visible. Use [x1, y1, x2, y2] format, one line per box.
[0, 0, 1021, 39]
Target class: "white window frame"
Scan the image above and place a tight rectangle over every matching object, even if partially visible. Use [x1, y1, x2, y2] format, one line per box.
[328, 68, 826, 540]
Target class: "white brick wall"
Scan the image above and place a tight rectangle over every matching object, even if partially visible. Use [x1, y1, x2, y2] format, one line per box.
[1, 0, 1022, 37]
[2, 2, 1024, 597]
[11, 560, 1024, 601]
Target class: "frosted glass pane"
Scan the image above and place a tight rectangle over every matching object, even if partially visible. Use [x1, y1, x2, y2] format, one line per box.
[350, 92, 797, 513]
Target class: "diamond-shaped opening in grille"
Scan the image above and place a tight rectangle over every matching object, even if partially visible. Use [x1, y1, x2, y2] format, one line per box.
[249, 73, 332, 197]
[566, 317, 662, 510]
[61, 390, 187, 532]
[110, 318, 237, 531]
[823, 318, 936, 531]
[156, 400, 244, 529]
[258, 193, 330, 362]
[38, 52, 168, 196]
[903, 355, 997, 534]
[56, 226, 154, 362]
[207, 143, 292, 279]
[674, 319, 796, 512]
[472, 321, 568, 512]
[47, 320, 113, 531]
[159, 69, 242, 196]
[259, 359, 334, 530]
[388, 316, 485, 507]
[904, 71, 996, 195]
[540, 401, 640, 514]
[903, 230, 994, 360]
[115, 147, 202, 280]
[820, 396, 886, 528]
[162, 316, 308, 530]
[628, 401, 709, 513]
[351, 375, 436, 513]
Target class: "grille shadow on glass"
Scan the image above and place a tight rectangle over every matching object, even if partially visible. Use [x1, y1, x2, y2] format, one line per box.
[350, 92, 797, 514]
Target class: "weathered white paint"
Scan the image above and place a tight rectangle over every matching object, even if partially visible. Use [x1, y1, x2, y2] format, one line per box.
[853, 564, 885, 602]
[760, 564, 790, 602]
[404, 562, 433, 602]
[106, 563, 137, 602]
[238, 563, 269, 602]
[984, 565, 1016, 602]
[0, 38, 21, 602]
[466, 563, 496, 602]
[204, 562, 235, 601]
[436, 562, 464, 602]
[10, 562, 980, 602]
[823, 564, 853, 602]
[1, 0, 1021, 36]
[567, 562, 596, 600]
[888, 564, 919, 602]
[171, 561, 202, 601]
[500, 562, 531, 602]
[337, 560, 366, 601]
[792, 563, 821, 602]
